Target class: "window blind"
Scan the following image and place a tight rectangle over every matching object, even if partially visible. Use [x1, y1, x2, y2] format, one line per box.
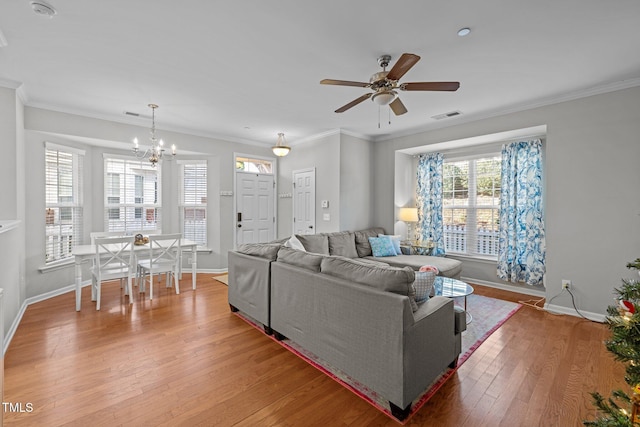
[179, 161, 207, 246]
[442, 155, 501, 257]
[104, 157, 161, 233]
[45, 147, 83, 263]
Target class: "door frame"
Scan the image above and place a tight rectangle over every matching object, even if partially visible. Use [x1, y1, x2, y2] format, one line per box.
[233, 152, 278, 249]
[292, 167, 316, 235]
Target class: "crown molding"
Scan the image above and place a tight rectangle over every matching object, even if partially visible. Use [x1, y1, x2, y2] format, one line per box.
[24, 101, 270, 148]
[374, 76, 640, 143]
[0, 78, 22, 90]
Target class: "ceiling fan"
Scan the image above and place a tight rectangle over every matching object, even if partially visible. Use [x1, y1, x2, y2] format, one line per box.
[320, 53, 460, 116]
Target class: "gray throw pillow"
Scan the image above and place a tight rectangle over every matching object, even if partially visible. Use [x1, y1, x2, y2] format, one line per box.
[276, 247, 325, 272]
[354, 227, 386, 257]
[296, 234, 330, 254]
[328, 232, 358, 258]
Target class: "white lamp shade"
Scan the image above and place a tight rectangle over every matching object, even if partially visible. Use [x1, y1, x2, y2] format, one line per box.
[398, 207, 418, 222]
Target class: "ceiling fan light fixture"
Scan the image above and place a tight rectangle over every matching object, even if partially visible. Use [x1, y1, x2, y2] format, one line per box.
[371, 90, 396, 106]
[272, 132, 291, 157]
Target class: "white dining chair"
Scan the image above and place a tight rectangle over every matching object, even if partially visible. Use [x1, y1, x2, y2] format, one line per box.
[137, 233, 182, 300]
[90, 236, 136, 310]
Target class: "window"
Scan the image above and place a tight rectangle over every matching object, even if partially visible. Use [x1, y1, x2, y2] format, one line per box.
[442, 155, 501, 257]
[179, 161, 207, 246]
[235, 157, 272, 174]
[45, 144, 84, 263]
[104, 156, 161, 233]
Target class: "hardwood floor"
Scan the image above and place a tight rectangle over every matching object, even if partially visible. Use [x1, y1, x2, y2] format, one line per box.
[3, 275, 624, 426]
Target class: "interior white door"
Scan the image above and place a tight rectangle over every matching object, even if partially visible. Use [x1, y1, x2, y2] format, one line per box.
[293, 168, 316, 235]
[236, 172, 275, 244]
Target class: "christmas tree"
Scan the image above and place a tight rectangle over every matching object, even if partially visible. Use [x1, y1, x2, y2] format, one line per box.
[585, 258, 640, 426]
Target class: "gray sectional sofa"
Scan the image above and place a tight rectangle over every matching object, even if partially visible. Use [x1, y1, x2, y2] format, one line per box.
[227, 227, 465, 420]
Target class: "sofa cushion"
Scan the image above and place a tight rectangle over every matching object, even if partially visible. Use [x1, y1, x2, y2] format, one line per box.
[366, 254, 463, 279]
[354, 227, 386, 257]
[368, 236, 398, 257]
[328, 232, 358, 258]
[296, 234, 330, 254]
[320, 256, 418, 311]
[236, 242, 282, 261]
[276, 247, 325, 272]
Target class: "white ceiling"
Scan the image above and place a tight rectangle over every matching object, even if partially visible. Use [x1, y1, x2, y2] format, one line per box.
[1, 0, 639, 147]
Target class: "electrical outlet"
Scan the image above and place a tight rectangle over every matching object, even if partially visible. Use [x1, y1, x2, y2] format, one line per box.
[562, 279, 572, 290]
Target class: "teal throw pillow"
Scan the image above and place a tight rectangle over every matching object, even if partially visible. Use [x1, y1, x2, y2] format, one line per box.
[378, 234, 402, 255]
[368, 236, 397, 257]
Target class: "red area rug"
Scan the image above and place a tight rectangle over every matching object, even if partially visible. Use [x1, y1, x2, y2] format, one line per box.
[234, 294, 521, 424]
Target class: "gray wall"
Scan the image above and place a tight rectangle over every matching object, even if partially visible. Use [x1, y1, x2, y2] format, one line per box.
[277, 132, 341, 238]
[0, 87, 26, 346]
[22, 107, 273, 299]
[373, 87, 640, 316]
[276, 131, 375, 239]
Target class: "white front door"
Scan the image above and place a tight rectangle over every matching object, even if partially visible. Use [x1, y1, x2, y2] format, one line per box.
[236, 172, 275, 244]
[293, 168, 315, 235]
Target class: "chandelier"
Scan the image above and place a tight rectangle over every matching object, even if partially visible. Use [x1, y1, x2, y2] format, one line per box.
[272, 133, 291, 157]
[132, 104, 176, 166]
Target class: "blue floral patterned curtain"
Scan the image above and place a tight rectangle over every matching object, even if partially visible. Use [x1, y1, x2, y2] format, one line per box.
[416, 153, 445, 256]
[497, 140, 546, 286]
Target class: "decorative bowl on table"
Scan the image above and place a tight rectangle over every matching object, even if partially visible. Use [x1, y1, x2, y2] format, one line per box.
[134, 234, 149, 245]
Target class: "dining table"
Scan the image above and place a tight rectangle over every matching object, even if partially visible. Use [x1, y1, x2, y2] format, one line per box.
[72, 238, 199, 311]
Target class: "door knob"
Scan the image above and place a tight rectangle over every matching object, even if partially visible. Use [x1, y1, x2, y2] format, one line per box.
[237, 224, 242, 228]
[309, 225, 313, 229]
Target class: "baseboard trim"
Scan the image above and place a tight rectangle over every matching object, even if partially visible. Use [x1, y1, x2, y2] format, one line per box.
[461, 276, 546, 298]
[544, 303, 606, 323]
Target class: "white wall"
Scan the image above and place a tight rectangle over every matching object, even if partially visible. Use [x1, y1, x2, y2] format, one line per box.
[373, 87, 640, 316]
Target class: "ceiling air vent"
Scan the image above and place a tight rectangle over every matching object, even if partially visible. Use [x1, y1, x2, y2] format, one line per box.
[431, 110, 462, 120]
[124, 111, 140, 117]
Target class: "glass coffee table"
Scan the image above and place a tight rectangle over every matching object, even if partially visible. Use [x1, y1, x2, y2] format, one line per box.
[433, 276, 474, 323]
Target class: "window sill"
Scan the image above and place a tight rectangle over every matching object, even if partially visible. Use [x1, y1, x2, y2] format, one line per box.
[446, 253, 497, 264]
[39, 258, 74, 273]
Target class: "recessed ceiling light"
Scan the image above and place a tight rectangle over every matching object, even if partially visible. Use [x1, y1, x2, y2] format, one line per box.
[30, 1, 57, 18]
[457, 27, 471, 37]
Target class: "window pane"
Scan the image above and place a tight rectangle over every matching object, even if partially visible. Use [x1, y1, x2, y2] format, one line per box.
[104, 158, 161, 232]
[45, 148, 83, 263]
[180, 162, 207, 246]
[442, 155, 501, 257]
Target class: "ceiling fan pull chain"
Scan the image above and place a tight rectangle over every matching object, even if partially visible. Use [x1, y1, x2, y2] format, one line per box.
[388, 107, 391, 125]
[378, 106, 381, 129]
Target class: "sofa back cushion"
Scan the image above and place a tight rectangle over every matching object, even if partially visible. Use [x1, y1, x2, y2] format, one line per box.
[276, 247, 325, 272]
[320, 256, 417, 310]
[328, 232, 358, 258]
[354, 227, 386, 257]
[236, 242, 282, 261]
[296, 234, 330, 254]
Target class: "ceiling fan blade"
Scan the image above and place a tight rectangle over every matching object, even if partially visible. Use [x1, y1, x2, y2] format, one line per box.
[335, 93, 372, 113]
[401, 82, 460, 91]
[389, 97, 408, 116]
[386, 53, 421, 81]
[320, 79, 370, 88]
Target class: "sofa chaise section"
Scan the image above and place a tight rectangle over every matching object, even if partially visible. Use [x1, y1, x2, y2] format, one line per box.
[270, 252, 462, 420]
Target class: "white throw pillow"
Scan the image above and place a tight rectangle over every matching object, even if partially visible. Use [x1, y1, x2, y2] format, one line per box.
[284, 234, 306, 251]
